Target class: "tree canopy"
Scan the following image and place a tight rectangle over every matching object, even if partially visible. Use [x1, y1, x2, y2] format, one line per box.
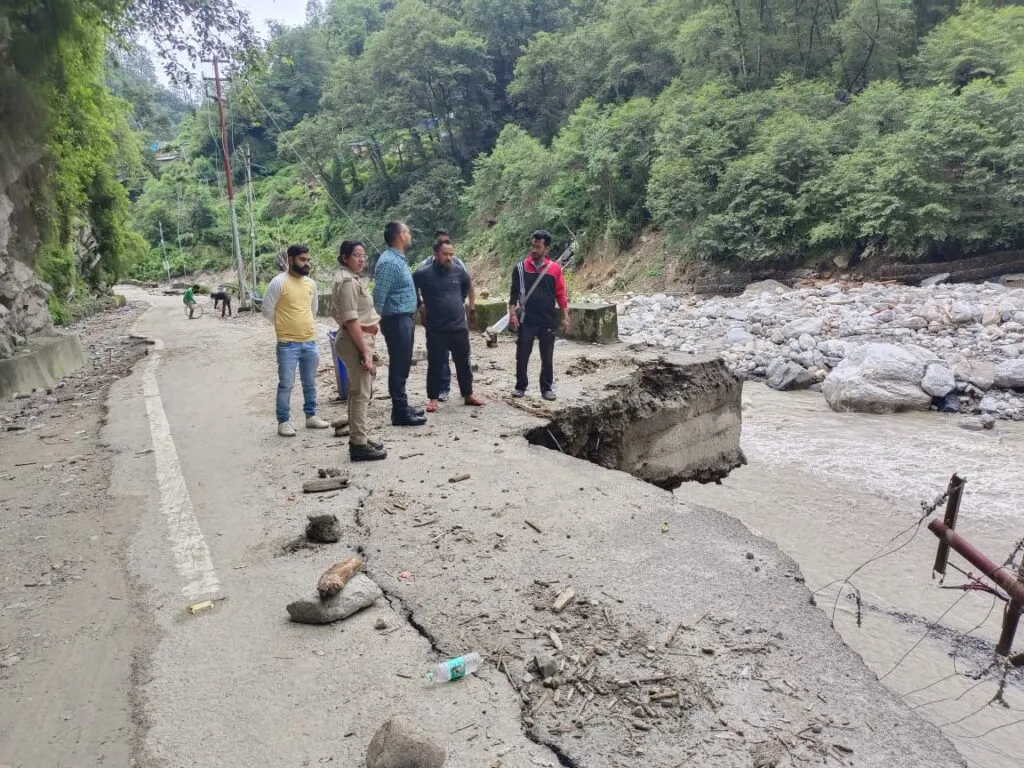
[10, 0, 1024, 301]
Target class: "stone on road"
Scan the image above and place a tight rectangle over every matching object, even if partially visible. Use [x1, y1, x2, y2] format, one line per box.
[287, 572, 382, 624]
[306, 513, 342, 543]
[366, 716, 446, 768]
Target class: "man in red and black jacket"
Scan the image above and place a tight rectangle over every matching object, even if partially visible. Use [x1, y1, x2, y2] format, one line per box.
[508, 230, 569, 401]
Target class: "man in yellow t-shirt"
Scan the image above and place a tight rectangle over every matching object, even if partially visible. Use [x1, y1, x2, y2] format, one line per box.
[262, 244, 330, 437]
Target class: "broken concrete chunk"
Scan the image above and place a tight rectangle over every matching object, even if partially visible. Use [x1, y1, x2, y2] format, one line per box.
[306, 514, 341, 543]
[317, 557, 363, 600]
[525, 355, 744, 488]
[551, 587, 576, 613]
[303, 476, 349, 493]
[534, 652, 558, 679]
[366, 716, 446, 768]
[287, 572, 381, 624]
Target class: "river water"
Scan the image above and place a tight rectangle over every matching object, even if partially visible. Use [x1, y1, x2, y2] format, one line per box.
[678, 384, 1024, 768]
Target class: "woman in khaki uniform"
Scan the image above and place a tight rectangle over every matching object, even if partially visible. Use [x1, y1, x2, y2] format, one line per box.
[332, 241, 387, 461]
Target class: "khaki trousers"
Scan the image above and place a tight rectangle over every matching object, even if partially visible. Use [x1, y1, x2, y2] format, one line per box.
[337, 332, 375, 446]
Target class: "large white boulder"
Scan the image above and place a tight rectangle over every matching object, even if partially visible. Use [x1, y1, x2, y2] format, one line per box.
[780, 316, 824, 339]
[822, 343, 936, 414]
[993, 359, 1024, 389]
[921, 363, 956, 397]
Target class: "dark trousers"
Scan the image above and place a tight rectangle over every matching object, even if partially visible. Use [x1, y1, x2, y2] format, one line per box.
[426, 329, 472, 400]
[438, 353, 452, 394]
[221, 297, 232, 317]
[516, 324, 555, 393]
[380, 313, 414, 416]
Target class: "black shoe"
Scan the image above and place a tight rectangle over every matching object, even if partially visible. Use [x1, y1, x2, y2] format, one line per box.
[350, 443, 387, 462]
[369, 439, 384, 451]
[408, 406, 425, 416]
[392, 412, 427, 427]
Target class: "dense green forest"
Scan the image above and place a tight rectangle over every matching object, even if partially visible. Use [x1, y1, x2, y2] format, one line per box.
[1, 0, 253, 321]
[6, 0, 1024, 313]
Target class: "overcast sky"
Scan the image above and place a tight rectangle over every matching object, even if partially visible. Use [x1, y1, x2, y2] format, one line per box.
[153, 0, 308, 87]
[240, 0, 308, 31]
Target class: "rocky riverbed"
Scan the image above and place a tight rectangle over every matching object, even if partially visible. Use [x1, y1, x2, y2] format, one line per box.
[618, 278, 1024, 421]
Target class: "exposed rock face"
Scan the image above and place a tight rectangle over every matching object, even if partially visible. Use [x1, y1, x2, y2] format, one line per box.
[1, 143, 53, 359]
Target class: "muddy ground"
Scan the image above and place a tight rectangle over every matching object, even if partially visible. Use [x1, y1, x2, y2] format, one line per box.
[0, 303, 151, 767]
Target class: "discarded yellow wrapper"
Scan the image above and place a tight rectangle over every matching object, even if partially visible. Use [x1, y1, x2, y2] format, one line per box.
[188, 600, 214, 615]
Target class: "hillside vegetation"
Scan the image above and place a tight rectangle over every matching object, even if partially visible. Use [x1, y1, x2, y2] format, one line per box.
[8, 1, 1024, 310]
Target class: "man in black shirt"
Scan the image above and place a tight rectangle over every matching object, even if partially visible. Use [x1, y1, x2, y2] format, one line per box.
[413, 240, 485, 413]
[508, 230, 570, 400]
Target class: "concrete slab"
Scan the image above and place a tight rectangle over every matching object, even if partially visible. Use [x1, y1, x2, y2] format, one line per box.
[566, 302, 618, 343]
[0, 333, 85, 398]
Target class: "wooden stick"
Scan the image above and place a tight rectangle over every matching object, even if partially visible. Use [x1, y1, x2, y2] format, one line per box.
[524, 519, 543, 534]
[317, 557, 363, 600]
[616, 674, 670, 687]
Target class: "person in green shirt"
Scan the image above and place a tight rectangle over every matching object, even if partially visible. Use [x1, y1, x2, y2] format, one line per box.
[183, 284, 200, 318]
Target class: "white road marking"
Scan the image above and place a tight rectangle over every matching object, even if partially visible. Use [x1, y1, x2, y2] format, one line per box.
[141, 337, 221, 600]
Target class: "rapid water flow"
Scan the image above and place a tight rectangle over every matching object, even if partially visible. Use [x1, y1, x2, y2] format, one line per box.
[679, 383, 1024, 768]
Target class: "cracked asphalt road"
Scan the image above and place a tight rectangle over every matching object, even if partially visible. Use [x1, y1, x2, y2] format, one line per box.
[0, 288, 967, 768]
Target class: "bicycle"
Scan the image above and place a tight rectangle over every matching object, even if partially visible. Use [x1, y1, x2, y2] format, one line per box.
[184, 302, 205, 319]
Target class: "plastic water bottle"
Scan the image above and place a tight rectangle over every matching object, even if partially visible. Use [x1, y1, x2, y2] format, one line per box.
[427, 652, 482, 683]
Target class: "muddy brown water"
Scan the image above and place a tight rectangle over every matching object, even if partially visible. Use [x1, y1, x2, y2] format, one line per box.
[678, 384, 1024, 768]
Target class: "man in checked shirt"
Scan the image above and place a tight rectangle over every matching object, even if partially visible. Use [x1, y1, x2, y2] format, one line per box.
[373, 221, 427, 427]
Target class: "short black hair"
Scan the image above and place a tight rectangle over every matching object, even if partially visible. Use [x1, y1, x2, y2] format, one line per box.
[287, 244, 310, 259]
[433, 239, 453, 254]
[338, 240, 364, 265]
[384, 221, 405, 246]
[192, 284, 200, 291]
[434, 229, 450, 241]
[531, 230, 552, 246]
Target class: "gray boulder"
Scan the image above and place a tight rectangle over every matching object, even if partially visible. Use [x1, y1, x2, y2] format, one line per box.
[822, 343, 934, 414]
[780, 317, 824, 339]
[766, 359, 812, 391]
[367, 716, 446, 768]
[993, 359, 1024, 389]
[725, 327, 754, 346]
[959, 415, 996, 431]
[952, 359, 995, 391]
[949, 301, 978, 325]
[921, 363, 955, 398]
[286, 572, 382, 624]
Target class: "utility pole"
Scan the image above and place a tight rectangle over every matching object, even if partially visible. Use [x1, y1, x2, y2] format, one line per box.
[158, 221, 170, 280]
[174, 185, 186, 269]
[203, 57, 248, 307]
[243, 144, 259, 291]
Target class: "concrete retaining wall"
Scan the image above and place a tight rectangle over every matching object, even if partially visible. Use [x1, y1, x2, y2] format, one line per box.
[0, 333, 86, 398]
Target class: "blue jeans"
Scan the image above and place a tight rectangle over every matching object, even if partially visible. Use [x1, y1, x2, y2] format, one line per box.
[276, 341, 319, 423]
